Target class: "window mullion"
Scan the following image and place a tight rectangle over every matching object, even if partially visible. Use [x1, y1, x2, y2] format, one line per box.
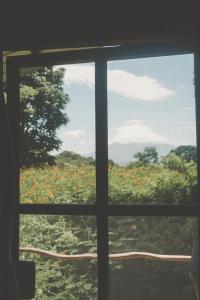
[7, 60, 20, 263]
[194, 50, 200, 298]
[95, 59, 109, 300]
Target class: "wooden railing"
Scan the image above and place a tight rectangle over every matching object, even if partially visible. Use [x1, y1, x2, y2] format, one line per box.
[19, 247, 191, 262]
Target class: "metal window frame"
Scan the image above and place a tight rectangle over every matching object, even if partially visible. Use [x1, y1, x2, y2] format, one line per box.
[6, 40, 200, 300]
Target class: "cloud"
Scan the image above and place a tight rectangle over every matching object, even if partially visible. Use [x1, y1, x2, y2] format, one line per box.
[60, 130, 86, 139]
[109, 120, 169, 145]
[63, 64, 95, 88]
[57, 129, 94, 155]
[107, 69, 174, 101]
[60, 64, 175, 101]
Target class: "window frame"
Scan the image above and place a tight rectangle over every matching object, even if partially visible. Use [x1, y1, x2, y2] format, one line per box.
[6, 41, 200, 300]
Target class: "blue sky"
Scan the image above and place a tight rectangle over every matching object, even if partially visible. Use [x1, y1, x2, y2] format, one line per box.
[54, 54, 196, 156]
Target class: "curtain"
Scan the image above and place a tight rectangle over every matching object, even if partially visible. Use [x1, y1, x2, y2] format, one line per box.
[0, 51, 20, 299]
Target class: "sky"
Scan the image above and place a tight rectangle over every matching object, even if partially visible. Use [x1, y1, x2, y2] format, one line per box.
[53, 54, 196, 157]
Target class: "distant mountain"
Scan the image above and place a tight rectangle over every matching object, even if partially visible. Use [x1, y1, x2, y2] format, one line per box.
[108, 143, 175, 165]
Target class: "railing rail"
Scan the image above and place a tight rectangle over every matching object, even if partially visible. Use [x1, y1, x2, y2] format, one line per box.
[19, 247, 191, 262]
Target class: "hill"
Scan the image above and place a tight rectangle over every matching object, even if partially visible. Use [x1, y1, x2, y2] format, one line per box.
[55, 150, 95, 166]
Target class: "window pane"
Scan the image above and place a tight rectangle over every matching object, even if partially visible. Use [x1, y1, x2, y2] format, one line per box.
[109, 216, 198, 300]
[108, 54, 197, 205]
[19, 63, 96, 204]
[20, 215, 97, 299]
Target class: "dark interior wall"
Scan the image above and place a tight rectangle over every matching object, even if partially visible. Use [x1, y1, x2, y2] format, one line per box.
[0, 2, 199, 50]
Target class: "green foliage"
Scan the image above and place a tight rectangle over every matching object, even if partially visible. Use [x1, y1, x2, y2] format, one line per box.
[170, 145, 197, 162]
[55, 151, 115, 167]
[109, 161, 197, 205]
[20, 67, 70, 167]
[162, 152, 188, 172]
[55, 151, 95, 167]
[134, 146, 158, 165]
[20, 215, 97, 299]
[20, 164, 96, 204]
[108, 216, 196, 300]
[108, 159, 116, 167]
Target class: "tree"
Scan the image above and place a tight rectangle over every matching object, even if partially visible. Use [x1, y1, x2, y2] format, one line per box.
[161, 152, 187, 172]
[170, 145, 197, 162]
[20, 67, 70, 167]
[55, 150, 95, 166]
[134, 146, 158, 164]
[108, 159, 115, 167]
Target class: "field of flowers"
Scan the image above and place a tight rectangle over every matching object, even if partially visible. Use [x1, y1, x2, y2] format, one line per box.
[20, 164, 96, 204]
[20, 160, 196, 205]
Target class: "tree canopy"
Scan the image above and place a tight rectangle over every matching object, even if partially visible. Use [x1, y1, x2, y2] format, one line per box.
[19, 67, 70, 167]
[56, 150, 95, 166]
[134, 146, 158, 164]
[170, 145, 197, 162]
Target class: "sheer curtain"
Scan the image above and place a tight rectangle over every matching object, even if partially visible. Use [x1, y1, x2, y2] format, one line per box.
[0, 52, 20, 299]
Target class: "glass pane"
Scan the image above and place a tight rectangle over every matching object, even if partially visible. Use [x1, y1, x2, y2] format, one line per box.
[109, 216, 198, 300]
[108, 54, 197, 205]
[20, 215, 97, 299]
[19, 63, 96, 204]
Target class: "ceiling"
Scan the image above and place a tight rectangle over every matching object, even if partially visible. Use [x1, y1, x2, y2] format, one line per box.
[2, 46, 99, 82]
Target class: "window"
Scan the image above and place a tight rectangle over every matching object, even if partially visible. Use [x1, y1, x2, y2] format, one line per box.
[7, 43, 199, 299]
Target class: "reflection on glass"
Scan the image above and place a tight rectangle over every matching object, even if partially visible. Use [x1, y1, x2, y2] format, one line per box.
[19, 63, 95, 204]
[108, 54, 197, 205]
[109, 217, 198, 300]
[20, 215, 97, 299]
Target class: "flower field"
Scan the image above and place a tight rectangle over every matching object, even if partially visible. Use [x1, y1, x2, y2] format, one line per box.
[20, 160, 196, 205]
[20, 165, 96, 204]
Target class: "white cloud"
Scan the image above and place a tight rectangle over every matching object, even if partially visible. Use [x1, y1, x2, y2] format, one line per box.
[109, 120, 169, 145]
[63, 64, 95, 88]
[60, 130, 86, 139]
[107, 69, 174, 101]
[57, 129, 94, 155]
[59, 64, 175, 101]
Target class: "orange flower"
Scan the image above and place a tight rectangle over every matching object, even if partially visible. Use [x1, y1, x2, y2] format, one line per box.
[88, 181, 94, 188]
